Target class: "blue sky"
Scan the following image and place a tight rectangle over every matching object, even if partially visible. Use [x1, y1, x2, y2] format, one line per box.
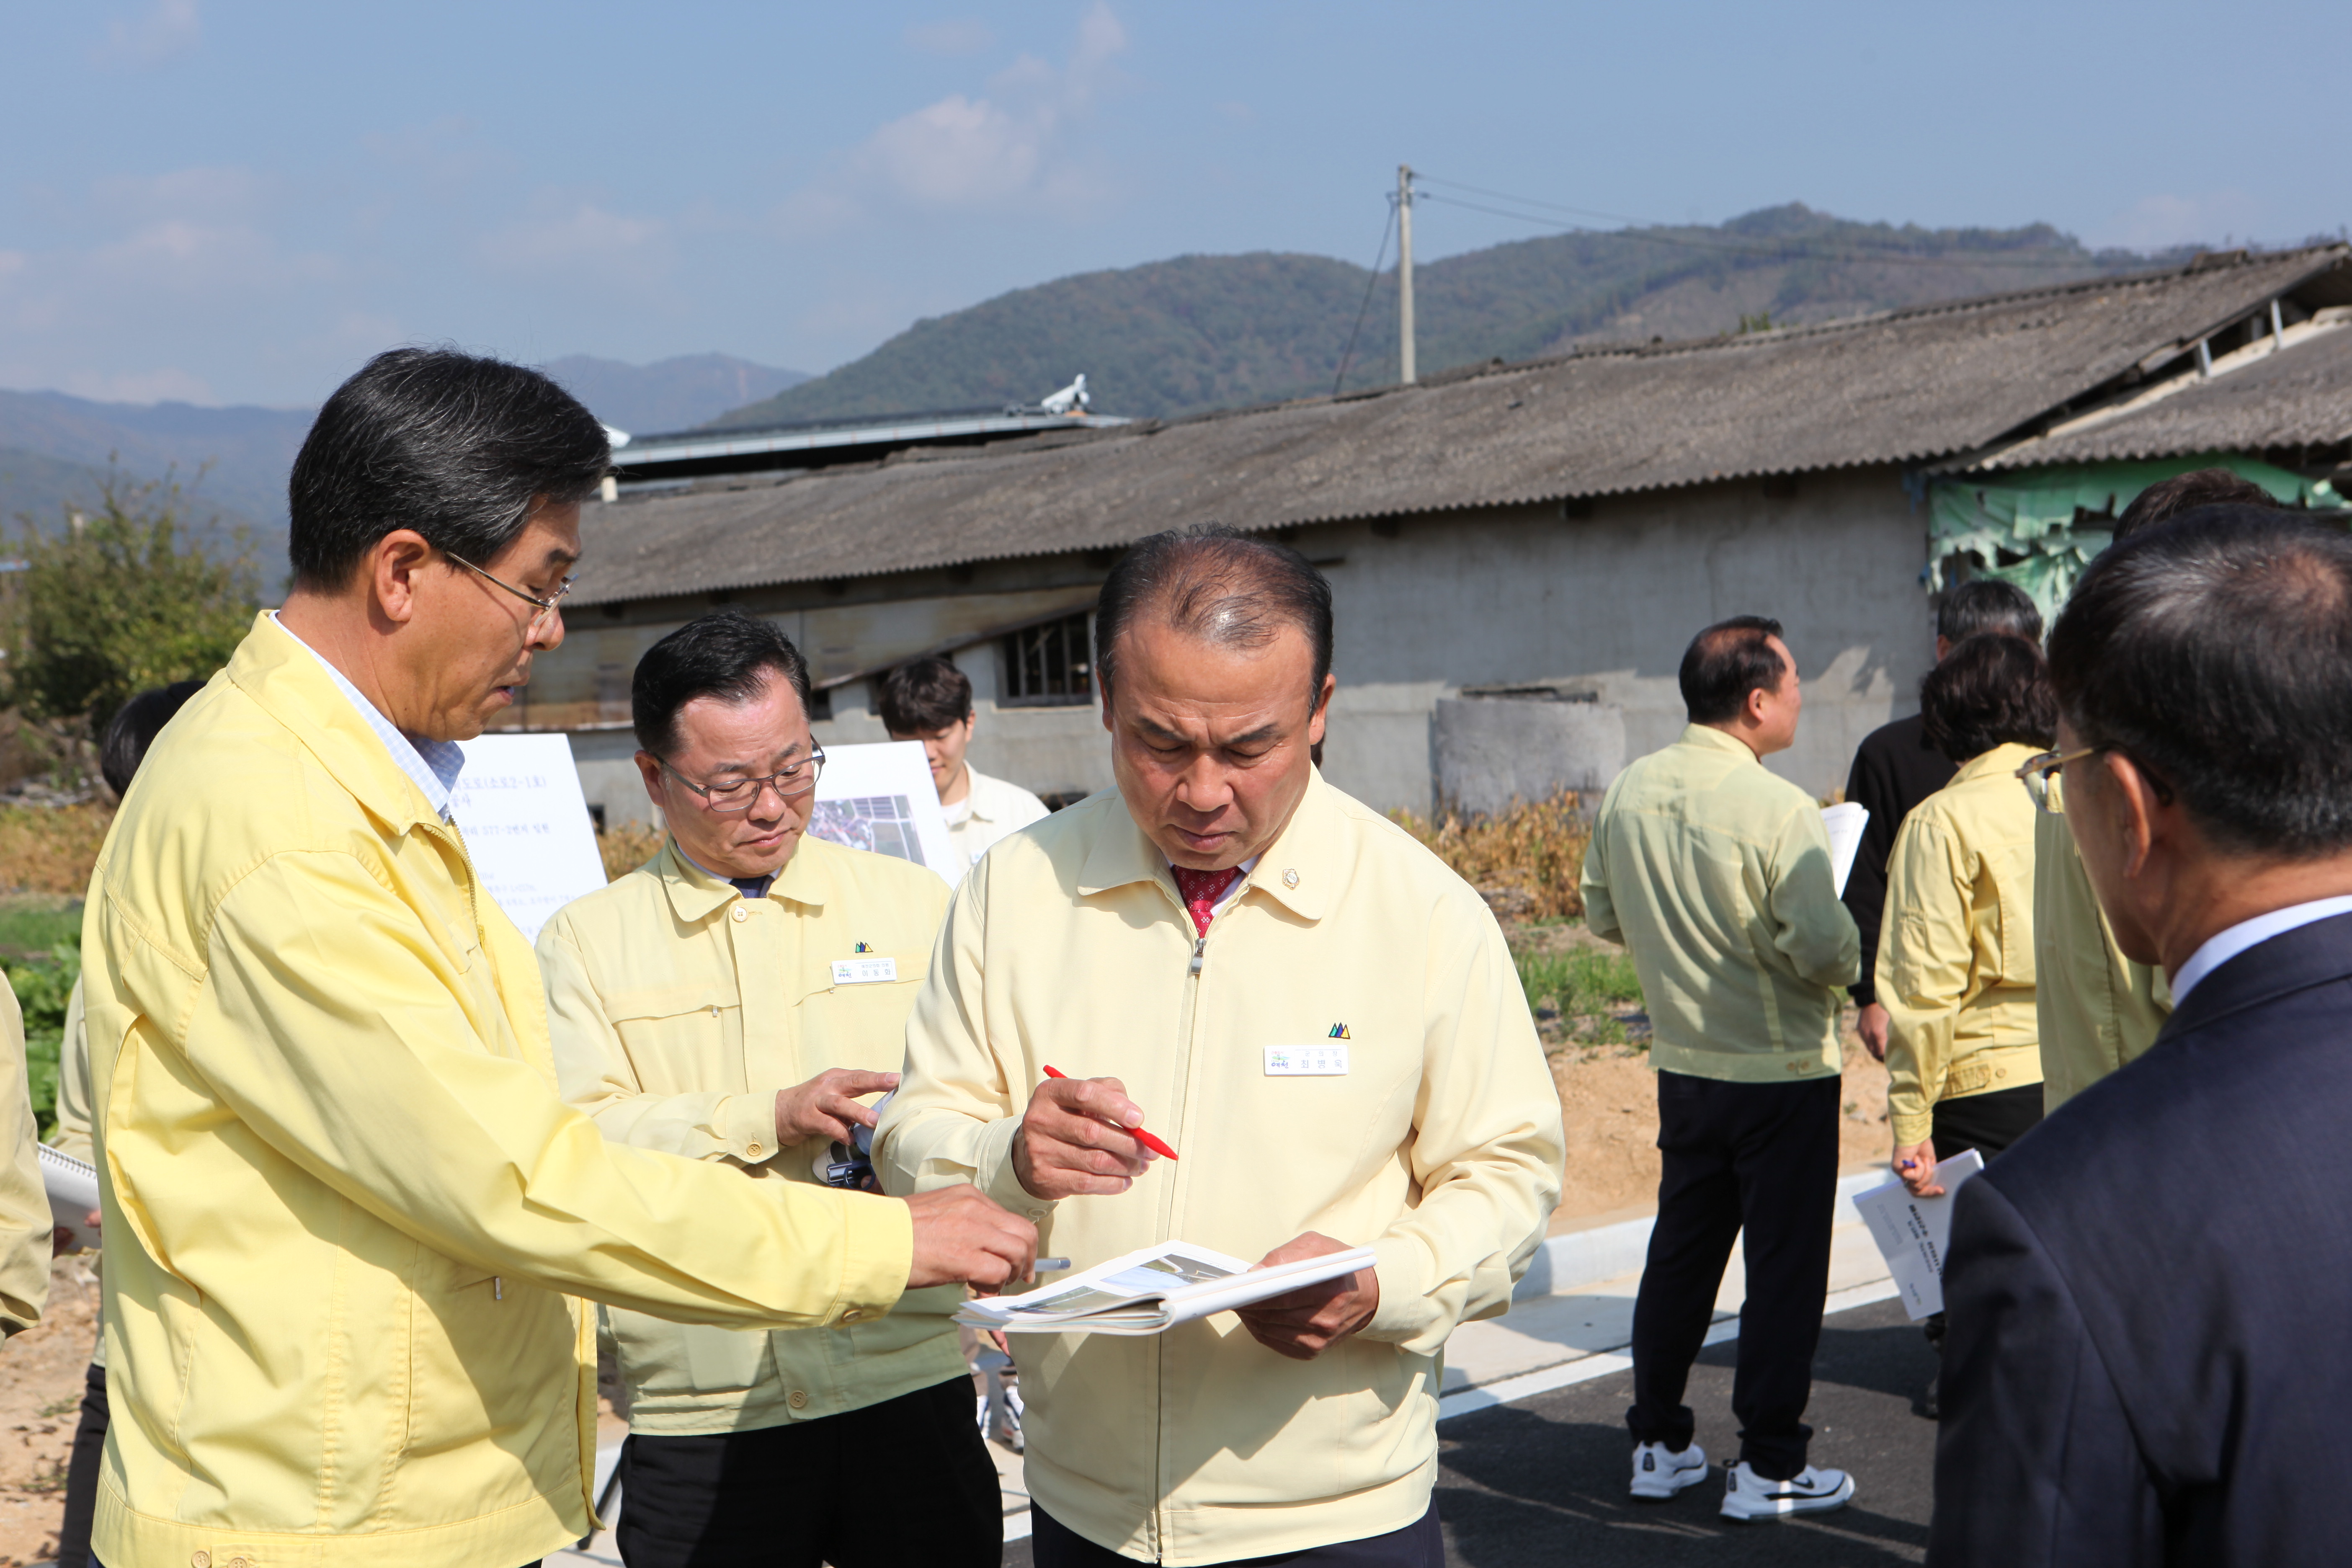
[0, 0, 2342, 408]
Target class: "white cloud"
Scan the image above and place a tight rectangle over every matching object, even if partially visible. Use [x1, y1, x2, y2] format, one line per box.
[478, 199, 673, 288]
[808, 3, 1129, 220]
[905, 18, 995, 56]
[90, 165, 273, 224]
[2094, 191, 2267, 252]
[96, 0, 201, 67]
[59, 366, 217, 404]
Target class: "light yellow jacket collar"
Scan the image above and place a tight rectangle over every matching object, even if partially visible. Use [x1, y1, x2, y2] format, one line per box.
[1074, 769, 1335, 923]
[1949, 741, 2038, 790]
[1676, 721, 1762, 764]
[659, 837, 835, 925]
[226, 610, 447, 834]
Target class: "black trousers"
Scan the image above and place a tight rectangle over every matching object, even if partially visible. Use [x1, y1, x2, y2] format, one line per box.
[1930, 1082, 2044, 1164]
[1627, 1071, 1839, 1481]
[1031, 1501, 1441, 1567]
[615, 1375, 1001, 1568]
[58, 1359, 107, 1568]
[1922, 1083, 2046, 1355]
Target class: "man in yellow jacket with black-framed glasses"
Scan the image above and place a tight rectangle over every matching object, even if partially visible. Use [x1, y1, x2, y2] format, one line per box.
[79, 348, 1034, 1568]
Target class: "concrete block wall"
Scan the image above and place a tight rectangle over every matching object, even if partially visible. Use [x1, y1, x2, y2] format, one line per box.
[557, 465, 1934, 830]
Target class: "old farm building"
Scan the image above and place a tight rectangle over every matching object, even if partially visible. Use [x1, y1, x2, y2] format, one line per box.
[515, 244, 2352, 828]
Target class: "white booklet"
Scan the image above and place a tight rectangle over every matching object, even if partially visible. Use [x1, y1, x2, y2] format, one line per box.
[39, 1143, 101, 1254]
[1821, 802, 1870, 897]
[1852, 1148, 1985, 1320]
[957, 1240, 1376, 1336]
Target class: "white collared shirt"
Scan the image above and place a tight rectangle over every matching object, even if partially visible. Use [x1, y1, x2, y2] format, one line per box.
[941, 765, 1051, 881]
[2169, 895, 2352, 1005]
[270, 611, 466, 821]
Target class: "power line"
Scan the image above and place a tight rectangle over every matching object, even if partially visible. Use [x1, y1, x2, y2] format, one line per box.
[1411, 176, 2109, 272]
[1333, 195, 1398, 396]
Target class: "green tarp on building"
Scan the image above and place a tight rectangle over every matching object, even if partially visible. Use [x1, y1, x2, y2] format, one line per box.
[1928, 453, 2347, 619]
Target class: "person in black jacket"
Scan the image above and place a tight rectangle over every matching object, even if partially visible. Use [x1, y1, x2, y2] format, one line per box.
[1930, 505, 2352, 1566]
[1844, 580, 2042, 1062]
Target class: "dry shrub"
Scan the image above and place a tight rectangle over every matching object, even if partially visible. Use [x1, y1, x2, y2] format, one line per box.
[0, 806, 113, 897]
[599, 822, 665, 882]
[1390, 791, 1591, 922]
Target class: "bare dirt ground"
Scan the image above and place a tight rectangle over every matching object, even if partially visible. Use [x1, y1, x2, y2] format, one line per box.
[0, 1258, 98, 1565]
[1513, 918, 1894, 1231]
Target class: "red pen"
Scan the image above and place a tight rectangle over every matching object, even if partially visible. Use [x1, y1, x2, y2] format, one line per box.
[1042, 1065, 1180, 1160]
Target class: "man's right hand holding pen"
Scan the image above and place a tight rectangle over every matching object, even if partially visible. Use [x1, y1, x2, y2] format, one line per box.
[1012, 1070, 1168, 1199]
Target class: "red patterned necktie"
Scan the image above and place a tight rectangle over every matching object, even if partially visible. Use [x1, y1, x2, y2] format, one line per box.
[1171, 865, 1242, 936]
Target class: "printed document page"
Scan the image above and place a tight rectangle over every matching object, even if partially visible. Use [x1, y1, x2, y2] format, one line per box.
[1853, 1148, 1985, 1320]
[1821, 802, 1870, 897]
[957, 1240, 1376, 1336]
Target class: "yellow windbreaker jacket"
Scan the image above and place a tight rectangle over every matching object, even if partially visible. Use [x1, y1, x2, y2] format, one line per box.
[82, 614, 914, 1568]
[878, 773, 1564, 1565]
[1877, 743, 2045, 1145]
[540, 838, 967, 1435]
[1580, 725, 1860, 1081]
[2033, 782, 2171, 1112]
[0, 981, 49, 1335]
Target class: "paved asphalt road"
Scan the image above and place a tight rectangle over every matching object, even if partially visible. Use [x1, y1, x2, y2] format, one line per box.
[1006, 1297, 1939, 1567]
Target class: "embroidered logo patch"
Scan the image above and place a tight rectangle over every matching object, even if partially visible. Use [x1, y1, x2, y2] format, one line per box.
[1327, 1023, 1351, 1039]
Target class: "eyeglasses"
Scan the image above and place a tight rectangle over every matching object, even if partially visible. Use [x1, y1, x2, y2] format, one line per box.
[657, 749, 826, 814]
[446, 550, 575, 627]
[2014, 746, 2099, 814]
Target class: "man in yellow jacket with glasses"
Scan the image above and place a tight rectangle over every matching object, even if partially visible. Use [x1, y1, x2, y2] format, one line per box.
[540, 611, 1000, 1568]
[79, 348, 1034, 1568]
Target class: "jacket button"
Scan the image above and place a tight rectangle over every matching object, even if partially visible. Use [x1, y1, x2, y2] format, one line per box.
[788, 1389, 809, 1408]
[193, 1554, 211, 1568]
[747, 1142, 764, 1157]
[731, 905, 749, 923]
[1996, 1068, 2008, 1080]
[229, 1559, 250, 1568]
[841, 1308, 863, 1323]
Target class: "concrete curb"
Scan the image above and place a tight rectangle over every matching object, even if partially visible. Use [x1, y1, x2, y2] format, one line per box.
[1514, 1169, 1887, 1301]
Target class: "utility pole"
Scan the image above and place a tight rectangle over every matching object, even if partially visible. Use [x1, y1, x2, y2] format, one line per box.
[1397, 164, 1416, 384]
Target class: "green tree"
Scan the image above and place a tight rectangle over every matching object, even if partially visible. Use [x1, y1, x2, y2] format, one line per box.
[2, 470, 259, 743]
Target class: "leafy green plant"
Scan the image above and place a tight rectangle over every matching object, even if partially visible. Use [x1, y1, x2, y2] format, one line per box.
[2, 469, 257, 749]
[1515, 946, 1644, 1019]
[8, 936, 80, 1135]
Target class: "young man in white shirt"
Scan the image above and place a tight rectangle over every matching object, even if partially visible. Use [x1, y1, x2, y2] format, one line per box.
[879, 655, 1050, 879]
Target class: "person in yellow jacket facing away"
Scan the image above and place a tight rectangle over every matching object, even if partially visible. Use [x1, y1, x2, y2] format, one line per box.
[1881, 631, 2059, 1190]
[79, 348, 1034, 1568]
[539, 611, 1001, 1568]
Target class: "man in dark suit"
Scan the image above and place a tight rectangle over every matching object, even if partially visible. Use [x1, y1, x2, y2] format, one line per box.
[1930, 505, 2352, 1566]
[1843, 579, 2041, 1062]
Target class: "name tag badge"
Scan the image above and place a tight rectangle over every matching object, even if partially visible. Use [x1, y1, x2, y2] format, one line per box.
[1265, 1044, 1349, 1076]
[830, 956, 899, 986]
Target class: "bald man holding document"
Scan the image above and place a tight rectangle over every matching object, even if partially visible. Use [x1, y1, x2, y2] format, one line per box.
[879, 526, 1565, 1567]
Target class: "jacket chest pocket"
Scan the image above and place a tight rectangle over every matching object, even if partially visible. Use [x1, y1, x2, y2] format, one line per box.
[792, 955, 927, 1075]
[607, 983, 742, 1088]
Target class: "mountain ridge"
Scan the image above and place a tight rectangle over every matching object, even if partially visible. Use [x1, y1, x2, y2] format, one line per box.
[709, 203, 2202, 428]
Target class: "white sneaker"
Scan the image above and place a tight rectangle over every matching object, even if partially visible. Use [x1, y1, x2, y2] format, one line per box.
[1628, 1440, 1710, 1500]
[1718, 1461, 1855, 1520]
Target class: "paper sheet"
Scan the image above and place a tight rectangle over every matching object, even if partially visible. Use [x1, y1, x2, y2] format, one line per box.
[1821, 802, 1870, 897]
[1852, 1148, 1985, 1319]
[958, 1240, 1377, 1336]
[449, 733, 609, 943]
[39, 1144, 101, 1254]
[805, 741, 957, 880]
